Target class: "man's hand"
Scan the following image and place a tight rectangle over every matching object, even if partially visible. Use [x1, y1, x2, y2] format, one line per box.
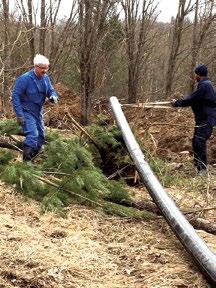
[171, 99, 177, 107]
[49, 95, 58, 104]
[17, 117, 25, 126]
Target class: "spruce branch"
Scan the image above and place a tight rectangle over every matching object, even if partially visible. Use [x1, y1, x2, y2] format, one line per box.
[33, 174, 103, 208]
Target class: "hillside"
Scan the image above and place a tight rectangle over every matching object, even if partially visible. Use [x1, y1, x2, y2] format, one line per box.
[0, 84, 215, 287]
[0, 182, 215, 288]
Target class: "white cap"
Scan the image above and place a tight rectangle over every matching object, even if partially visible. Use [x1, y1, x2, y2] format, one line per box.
[33, 54, 49, 66]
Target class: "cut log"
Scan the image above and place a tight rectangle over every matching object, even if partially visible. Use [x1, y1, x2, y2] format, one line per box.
[0, 141, 22, 152]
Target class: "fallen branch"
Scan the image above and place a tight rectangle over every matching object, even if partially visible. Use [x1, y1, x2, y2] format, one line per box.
[150, 122, 194, 128]
[0, 141, 22, 152]
[107, 165, 130, 179]
[66, 112, 101, 151]
[121, 199, 216, 235]
[33, 174, 156, 220]
[122, 101, 171, 107]
[183, 206, 216, 215]
[122, 104, 172, 109]
[43, 171, 72, 177]
[34, 174, 103, 207]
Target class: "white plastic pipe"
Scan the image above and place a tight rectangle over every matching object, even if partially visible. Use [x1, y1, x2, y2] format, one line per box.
[110, 96, 216, 285]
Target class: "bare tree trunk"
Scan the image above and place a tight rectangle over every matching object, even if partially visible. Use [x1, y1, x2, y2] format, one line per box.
[122, 0, 158, 103]
[18, 0, 36, 63]
[27, 0, 35, 63]
[188, 0, 215, 93]
[49, 0, 62, 61]
[49, 0, 77, 80]
[79, 0, 91, 125]
[78, 0, 114, 125]
[2, 0, 11, 115]
[39, 0, 46, 54]
[165, 0, 192, 97]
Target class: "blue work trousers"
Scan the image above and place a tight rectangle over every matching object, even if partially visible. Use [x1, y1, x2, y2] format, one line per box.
[22, 111, 45, 150]
[192, 123, 213, 171]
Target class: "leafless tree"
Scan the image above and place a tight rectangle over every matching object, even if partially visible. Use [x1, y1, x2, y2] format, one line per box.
[165, 0, 193, 97]
[16, 0, 36, 63]
[121, 0, 158, 103]
[1, 0, 11, 115]
[78, 0, 116, 125]
[39, 0, 46, 54]
[189, 0, 216, 92]
[15, 0, 77, 80]
[48, 0, 77, 81]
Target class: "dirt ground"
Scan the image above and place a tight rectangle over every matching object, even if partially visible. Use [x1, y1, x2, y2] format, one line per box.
[0, 182, 215, 288]
[47, 83, 216, 164]
[0, 84, 215, 287]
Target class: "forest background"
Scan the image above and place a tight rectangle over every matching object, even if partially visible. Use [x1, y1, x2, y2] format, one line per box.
[0, 0, 216, 125]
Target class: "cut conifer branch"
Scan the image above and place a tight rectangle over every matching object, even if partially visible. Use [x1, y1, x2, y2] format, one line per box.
[33, 174, 103, 207]
[33, 175, 156, 219]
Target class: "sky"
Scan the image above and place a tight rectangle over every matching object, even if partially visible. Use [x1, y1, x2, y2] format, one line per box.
[57, 0, 180, 23]
[157, 0, 179, 22]
[15, 1, 184, 24]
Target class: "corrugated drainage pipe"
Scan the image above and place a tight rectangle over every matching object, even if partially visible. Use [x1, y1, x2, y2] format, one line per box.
[109, 96, 216, 285]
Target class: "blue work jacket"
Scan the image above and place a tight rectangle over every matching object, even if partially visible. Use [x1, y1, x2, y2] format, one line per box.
[174, 78, 216, 126]
[12, 69, 58, 118]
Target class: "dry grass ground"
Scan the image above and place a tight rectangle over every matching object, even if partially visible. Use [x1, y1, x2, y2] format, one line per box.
[0, 180, 215, 288]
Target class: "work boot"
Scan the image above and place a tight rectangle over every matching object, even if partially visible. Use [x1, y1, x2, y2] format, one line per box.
[31, 148, 40, 159]
[197, 169, 208, 177]
[23, 145, 34, 161]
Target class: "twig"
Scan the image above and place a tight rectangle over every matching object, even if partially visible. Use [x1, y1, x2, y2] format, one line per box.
[122, 101, 171, 107]
[183, 206, 216, 215]
[107, 165, 130, 179]
[122, 104, 171, 109]
[150, 122, 205, 129]
[150, 122, 194, 128]
[66, 112, 101, 150]
[141, 101, 171, 105]
[43, 171, 72, 177]
[8, 135, 20, 142]
[8, 135, 23, 152]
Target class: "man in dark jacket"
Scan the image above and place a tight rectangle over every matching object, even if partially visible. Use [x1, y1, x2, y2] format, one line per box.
[12, 54, 58, 161]
[172, 64, 216, 174]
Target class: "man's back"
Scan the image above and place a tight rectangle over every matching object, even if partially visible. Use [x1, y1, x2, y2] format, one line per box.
[191, 78, 216, 125]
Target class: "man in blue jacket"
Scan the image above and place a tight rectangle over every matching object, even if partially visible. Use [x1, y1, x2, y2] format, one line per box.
[12, 54, 58, 161]
[172, 64, 216, 175]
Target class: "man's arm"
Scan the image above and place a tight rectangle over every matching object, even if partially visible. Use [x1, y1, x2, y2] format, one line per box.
[46, 76, 58, 103]
[172, 85, 206, 107]
[12, 76, 27, 119]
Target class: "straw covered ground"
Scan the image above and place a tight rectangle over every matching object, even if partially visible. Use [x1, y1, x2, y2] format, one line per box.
[0, 180, 215, 288]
